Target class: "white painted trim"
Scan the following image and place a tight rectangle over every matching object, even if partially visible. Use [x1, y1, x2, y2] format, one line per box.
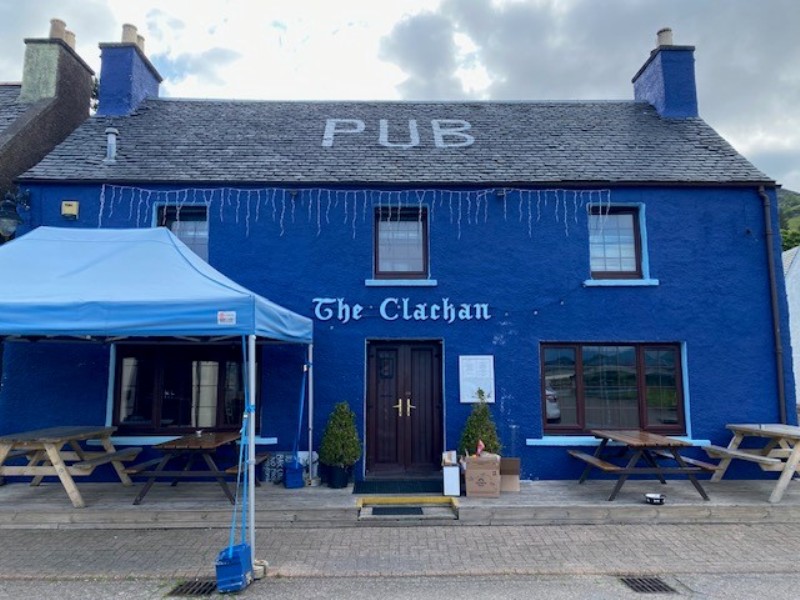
[364, 279, 438, 287]
[583, 279, 659, 287]
[527, 436, 710, 447]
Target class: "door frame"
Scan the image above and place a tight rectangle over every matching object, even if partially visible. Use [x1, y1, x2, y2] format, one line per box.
[363, 338, 445, 479]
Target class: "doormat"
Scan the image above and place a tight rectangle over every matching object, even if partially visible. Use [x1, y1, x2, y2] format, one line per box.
[371, 505, 424, 516]
[353, 479, 444, 495]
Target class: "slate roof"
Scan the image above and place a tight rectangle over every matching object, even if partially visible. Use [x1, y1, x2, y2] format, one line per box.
[0, 84, 28, 135]
[20, 98, 772, 185]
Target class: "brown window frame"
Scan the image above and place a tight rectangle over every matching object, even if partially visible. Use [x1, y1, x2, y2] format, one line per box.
[589, 206, 643, 279]
[373, 206, 429, 280]
[113, 343, 258, 435]
[541, 342, 684, 435]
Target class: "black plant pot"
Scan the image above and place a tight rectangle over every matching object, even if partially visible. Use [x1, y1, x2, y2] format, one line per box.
[327, 465, 349, 489]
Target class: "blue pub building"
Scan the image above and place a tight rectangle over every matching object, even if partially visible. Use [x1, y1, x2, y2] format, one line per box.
[0, 25, 793, 483]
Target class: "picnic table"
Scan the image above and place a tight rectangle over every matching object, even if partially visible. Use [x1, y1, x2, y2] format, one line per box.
[568, 429, 714, 501]
[705, 423, 800, 503]
[129, 431, 240, 505]
[0, 425, 140, 508]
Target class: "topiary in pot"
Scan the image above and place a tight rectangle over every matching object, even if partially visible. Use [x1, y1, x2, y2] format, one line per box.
[459, 389, 502, 456]
[318, 402, 361, 488]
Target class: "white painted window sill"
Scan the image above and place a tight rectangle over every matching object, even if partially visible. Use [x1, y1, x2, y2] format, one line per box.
[365, 279, 438, 287]
[583, 279, 659, 287]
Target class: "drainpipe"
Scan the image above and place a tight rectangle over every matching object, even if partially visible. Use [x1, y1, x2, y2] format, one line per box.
[759, 185, 787, 424]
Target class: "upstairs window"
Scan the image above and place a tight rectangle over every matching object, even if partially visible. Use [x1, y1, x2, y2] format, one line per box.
[158, 205, 209, 261]
[589, 206, 642, 279]
[374, 207, 428, 279]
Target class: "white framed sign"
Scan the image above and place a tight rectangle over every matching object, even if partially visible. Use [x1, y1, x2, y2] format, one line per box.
[459, 355, 495, 403]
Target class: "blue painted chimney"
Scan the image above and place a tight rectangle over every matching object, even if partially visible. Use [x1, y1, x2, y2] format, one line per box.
[632, 28, 698, 119]
[96, 24, 162, 116]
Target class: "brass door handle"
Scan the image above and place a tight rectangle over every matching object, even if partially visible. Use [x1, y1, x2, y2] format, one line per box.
[393, 400, 403, 417]
[406, 398, 416, 417]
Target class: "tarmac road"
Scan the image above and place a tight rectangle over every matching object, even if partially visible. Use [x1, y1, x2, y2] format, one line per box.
[1, 522, 800, 598]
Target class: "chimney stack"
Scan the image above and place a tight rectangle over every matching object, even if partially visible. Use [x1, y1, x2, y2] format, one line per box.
[632, 28, 698, 119]
[49, 18, 66, 40]
[96, 24, 162, 116]
[64, 30, 76, 49]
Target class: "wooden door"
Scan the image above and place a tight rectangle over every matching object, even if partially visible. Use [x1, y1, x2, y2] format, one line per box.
[366, 341, 442, 476]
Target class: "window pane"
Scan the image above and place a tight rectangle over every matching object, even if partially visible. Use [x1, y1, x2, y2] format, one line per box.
[645, 348, 679, 425]
[543, 347, 578, 426]
[161, 356, 194, 428]
[118, 357, 155, 426]
[378, 220, 424, 272]
[159, 206, 209, 261]
[222, 362, 245, 427]
[582, 346, 639, 428]
[192, 360, 219, 428]
[589, 208, 639, 276]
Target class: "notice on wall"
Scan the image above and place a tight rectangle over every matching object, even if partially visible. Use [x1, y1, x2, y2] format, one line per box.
[459, 355, 495, 403]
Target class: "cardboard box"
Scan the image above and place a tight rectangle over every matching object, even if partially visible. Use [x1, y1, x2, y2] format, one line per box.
[465, 455, 500, 497]
[500, 457, 521, 493]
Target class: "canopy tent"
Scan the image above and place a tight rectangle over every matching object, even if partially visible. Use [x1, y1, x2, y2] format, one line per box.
[0, 226, 314, 565]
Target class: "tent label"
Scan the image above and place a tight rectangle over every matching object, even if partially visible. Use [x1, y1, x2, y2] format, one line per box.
[217, 311, 237, 325]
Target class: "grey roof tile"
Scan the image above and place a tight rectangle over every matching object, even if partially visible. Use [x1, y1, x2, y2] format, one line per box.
[20, 98, 772, 185]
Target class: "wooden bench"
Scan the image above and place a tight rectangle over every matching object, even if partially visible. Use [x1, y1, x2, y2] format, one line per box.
[73, 447, 142, 471]
[652, 450, 718, 471]
[124, 457, 164, 475]
[567, 449, 621, 472]
[225, 453, 271, 486]
[703, 444, 782, 466]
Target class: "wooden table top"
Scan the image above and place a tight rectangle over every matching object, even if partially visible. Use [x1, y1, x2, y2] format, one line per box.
[156, 431, 240, 451]
[590, 429, 691, 448]
[0, 425, 116, 444]
[726, 423, 800, 440]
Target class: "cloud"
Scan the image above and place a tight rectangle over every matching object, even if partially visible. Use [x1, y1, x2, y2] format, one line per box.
[151, 47, 241, 86]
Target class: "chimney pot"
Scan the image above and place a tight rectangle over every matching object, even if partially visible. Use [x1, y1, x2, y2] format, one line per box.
[121, 24, 138, 44]
[64, 30, 76, 49]
[137, 35, 145, 53]
[657, 27, 673, 46]
[49, 18, 66, 40]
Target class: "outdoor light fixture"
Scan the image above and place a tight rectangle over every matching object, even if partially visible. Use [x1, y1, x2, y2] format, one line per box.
[0, 188, 30, 240]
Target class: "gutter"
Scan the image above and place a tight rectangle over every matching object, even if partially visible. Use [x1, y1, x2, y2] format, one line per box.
[759, 185, 787, 424]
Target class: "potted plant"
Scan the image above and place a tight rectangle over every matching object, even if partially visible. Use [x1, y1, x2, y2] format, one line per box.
[459, 388, 502, 456]
[318, 401, 361, 488]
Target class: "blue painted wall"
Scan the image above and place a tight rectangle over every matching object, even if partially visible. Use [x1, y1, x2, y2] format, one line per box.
[634, 47, 698, 118]
[96, 45, 160, 116]
[1, 182, 793, 481]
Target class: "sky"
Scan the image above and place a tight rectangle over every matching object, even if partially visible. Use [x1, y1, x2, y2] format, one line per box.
[0, 0, 798, 190]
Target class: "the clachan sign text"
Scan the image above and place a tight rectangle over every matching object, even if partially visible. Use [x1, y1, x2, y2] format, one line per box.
[322, 119, 475, 148]
[312, 297, 491, 324]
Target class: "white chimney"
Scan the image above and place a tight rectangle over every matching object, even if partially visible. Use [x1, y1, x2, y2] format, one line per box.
[137, 34, 145, 53]
[657, 27, 673, 47]
[64, 30, 76, 49]
[104, 127, 119, 163]
[121, 24, 138, 44]
[49, 18, 66, 40]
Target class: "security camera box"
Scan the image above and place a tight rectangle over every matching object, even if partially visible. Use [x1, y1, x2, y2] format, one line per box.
[465, 455, 501, 497]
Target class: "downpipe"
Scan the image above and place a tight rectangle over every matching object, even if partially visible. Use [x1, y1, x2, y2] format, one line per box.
[759, 186, 787, 424]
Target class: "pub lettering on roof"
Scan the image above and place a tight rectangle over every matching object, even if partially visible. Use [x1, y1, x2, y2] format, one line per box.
[322, 119, 475, 148]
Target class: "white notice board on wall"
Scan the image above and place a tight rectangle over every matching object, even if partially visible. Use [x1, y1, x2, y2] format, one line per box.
[459, 355, 495, 403]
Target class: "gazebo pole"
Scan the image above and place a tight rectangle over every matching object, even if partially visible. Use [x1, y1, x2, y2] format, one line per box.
[307, 344, 314, 482]
[248, 334, 256, 565]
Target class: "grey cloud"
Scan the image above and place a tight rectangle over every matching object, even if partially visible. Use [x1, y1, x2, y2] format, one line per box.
[151, 47, 241, 86]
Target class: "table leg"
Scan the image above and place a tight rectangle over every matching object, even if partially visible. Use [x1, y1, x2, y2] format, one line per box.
[578, 439, 609, 484]
[770, 442, 800, 503]
[99, 437, 133, 486]
[608, 450, 642, 501]
[132, 454, 171, 505]
[641, 450, 667, 484]
[28, 450, 49, 486]
[201, 452, 235, 504]
[710, 432, 744, 482]
[171, 452, 195, 487]
[43, 443, 85, 509]
[669, 448, 709, 501]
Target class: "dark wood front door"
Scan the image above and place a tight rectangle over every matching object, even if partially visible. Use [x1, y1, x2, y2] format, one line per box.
[366, 341, 442, 476]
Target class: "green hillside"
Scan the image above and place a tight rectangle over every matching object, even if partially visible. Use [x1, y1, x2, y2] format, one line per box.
[779, 188, 800, 250]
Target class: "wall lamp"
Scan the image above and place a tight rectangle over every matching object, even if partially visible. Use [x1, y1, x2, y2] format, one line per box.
[0, 188, 31, 240]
